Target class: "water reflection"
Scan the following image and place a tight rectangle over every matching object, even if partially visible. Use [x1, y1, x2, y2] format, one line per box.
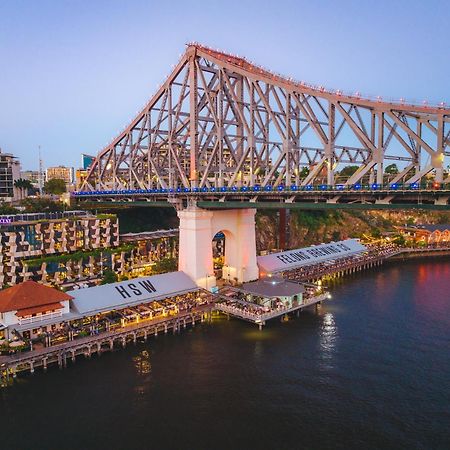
[1, 260, 449, 450]
[132, 349, 152, 397]
[253, 340, 263, 361]
[319, 312, 337, 366]
[133, 349, 152, 375]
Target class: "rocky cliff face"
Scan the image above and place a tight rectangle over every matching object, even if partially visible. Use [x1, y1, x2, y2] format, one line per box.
[255, 209, 450, 252]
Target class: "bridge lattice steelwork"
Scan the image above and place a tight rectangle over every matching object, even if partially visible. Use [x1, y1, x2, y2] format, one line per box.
[80, 43, 450, 204]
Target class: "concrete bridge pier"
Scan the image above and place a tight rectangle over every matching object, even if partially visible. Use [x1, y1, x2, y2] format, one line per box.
[178, 206, 259, 289]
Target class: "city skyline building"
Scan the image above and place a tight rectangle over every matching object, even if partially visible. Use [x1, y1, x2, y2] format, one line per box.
[0, 148, 21, 202]
[45, 165, 74, 184]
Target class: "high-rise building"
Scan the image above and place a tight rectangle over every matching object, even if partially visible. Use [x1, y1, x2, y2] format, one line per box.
[20, 170, 39, 183]
[81, 154, 95, 170]
[46, 166, 74, 184]
[0, 148, 21, 202]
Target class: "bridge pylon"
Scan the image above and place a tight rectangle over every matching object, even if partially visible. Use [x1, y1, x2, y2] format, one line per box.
[178, 206, 259, 289]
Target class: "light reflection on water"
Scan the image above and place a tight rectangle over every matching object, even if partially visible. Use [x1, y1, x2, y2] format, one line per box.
[133, 349, 152, 376]
[319, 312, 337, 365]
[1, 259, 449, 450]
[133, 350, 152, 396]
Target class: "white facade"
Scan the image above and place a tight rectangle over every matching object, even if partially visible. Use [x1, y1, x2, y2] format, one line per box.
[0, 300, 70, 338]
[177, 207, 259, 288]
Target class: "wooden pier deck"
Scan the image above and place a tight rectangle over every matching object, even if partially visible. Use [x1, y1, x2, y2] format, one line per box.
[0, 304, 213, 383]
[215, 292, 329, 329]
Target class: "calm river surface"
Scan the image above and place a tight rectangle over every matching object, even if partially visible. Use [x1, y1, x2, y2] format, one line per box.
[1, 258, 449, 450]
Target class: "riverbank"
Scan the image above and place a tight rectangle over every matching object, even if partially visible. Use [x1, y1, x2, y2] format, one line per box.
[1, 246, 448, 385]
[388, 247, 450, 260]
[1, 258, 449, 450]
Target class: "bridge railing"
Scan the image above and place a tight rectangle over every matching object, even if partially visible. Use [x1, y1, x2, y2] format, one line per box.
[72, 181, 450, 196]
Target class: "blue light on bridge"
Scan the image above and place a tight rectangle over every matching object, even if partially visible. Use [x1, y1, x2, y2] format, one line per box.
[390, 183, 398, 190]
[290, 185, 298, 191]
[336, 184, 344, 190]
[319, 184, 328, 190]
[410, 182, 419, 189]
[277, 185, 284, 191]
[305, 185, 313, 191]
[353, 184, 361, 190]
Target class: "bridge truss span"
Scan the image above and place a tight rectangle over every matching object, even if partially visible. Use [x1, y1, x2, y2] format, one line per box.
[82, 43, 450, 194]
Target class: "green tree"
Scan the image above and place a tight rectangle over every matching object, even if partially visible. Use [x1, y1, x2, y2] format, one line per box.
[338, 165, 359, 179]
[44, 178, 66, 195]
[299, 167, 310, 178]
[0, 203, 18, 214]
[371, 228, 382, 238]
[100, 269, 118, 285]
[21, 197, 65, 212]
[331, 230, 341, 241]
[152, 257, 177, 274]
[393, 234, 406, 246]
[14, 178, 33, 200]
[384, 164, 399, 175]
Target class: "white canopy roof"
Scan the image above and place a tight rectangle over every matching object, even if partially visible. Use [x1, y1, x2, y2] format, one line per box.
[70, 271, 198, 316]
[257, 239, 367, 274]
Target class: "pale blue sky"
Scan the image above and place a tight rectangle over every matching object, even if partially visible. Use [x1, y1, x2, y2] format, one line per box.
[0, 0, 449, 170]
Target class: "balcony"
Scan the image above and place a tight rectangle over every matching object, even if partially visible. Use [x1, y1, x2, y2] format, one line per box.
[18, 310, 63, 325]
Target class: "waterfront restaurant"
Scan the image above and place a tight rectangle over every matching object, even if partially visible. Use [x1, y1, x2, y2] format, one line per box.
[0, 272, 204, 346]
[238, 276, 305, 309]
[70, 271, 198, 317]
[257, 239, 367, 277]
[0, 281, 73, 339]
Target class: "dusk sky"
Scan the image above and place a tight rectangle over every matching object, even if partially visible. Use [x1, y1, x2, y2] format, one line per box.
[0, 0, 449, 170]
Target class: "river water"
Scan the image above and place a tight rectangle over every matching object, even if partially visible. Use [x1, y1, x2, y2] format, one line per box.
[1, 258, 449, 450]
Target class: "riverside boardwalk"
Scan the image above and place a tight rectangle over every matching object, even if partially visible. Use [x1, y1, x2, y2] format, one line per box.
[2, 242, 448, 383]
[282, 245, 450, 284]
[0, 303, 213, 383]
[0, 272, 215, 383]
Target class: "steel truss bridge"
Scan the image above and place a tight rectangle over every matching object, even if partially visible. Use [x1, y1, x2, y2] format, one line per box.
[78, 43, 450, 209]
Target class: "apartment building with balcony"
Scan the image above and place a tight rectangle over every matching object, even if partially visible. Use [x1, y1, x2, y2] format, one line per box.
[0, 211, 119, 287]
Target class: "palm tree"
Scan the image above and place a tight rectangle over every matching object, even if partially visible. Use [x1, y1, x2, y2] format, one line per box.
[14, 178, 33, 200]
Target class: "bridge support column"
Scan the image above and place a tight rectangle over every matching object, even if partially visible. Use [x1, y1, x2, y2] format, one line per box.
[178, 206, 259, 288]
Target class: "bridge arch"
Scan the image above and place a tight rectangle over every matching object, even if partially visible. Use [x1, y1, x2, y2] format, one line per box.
[178, 208, 259, 289]
[211, 229, 234, 281]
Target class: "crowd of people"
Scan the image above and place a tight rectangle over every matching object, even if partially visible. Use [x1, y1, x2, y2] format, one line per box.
[23, 290, 214, 349]
[218, 299, 271, 319]
[284, 243, 400, 282]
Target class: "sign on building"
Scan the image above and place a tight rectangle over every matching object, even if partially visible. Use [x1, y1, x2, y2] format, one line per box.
[257, 239, 367, 274]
